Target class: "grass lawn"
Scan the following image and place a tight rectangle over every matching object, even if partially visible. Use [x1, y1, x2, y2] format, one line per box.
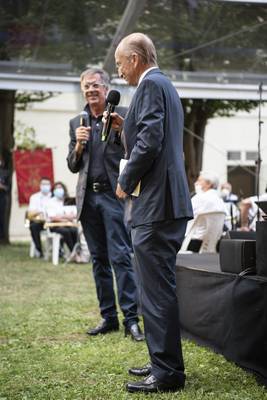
[0, 242, 266, 400]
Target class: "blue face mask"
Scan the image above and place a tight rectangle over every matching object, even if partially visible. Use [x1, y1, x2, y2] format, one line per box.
[40, 184, 51, 194]
[53, 187, 64, 199]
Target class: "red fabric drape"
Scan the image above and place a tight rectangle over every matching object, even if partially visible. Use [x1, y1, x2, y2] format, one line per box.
[13, 148, 54, 205]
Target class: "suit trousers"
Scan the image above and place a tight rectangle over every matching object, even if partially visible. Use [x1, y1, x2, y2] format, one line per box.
[80, 189, 138, 328]
[131, 218, 187, 385]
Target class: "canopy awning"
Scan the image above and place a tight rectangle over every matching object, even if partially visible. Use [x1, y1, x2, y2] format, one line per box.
[1, 72, 266, 101]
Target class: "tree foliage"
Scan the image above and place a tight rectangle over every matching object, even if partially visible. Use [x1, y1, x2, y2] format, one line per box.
[137, 0, 265, 187]
[15, 91, 54, 110]
[0, 0, 266, 238]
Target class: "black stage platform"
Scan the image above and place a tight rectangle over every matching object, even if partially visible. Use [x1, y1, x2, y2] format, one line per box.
[176, 253, 267, 386]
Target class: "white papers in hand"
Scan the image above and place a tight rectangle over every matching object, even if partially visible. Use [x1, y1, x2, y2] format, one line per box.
[119, 159, 140, 197]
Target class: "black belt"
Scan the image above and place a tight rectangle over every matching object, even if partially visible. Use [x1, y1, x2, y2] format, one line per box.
[89, 182, 111, 193]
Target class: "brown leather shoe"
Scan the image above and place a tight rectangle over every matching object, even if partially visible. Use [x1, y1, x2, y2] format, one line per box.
[126, 374, 184, 393]
[125, 323, 145, 341]
[128, 363, 151, 376]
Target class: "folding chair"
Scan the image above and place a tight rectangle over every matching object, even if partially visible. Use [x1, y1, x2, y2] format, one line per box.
[180, 211, 225, 253]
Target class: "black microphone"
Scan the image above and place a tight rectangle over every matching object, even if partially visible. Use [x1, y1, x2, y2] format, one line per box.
[101, 90, 120, 142]
[79, 111, 89, 146]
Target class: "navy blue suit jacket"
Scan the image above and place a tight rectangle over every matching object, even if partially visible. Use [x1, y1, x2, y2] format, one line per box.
[118, 68, 193, 227]
[67, 105, 126, 220]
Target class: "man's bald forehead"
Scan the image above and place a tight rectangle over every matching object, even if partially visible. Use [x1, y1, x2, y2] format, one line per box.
[116, 32, 157, 65]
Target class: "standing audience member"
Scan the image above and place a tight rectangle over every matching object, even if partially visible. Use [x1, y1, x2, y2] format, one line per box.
[220, 182, 240, 231]
[240, 186, 267, 231]
[45, 181, 78, 253]
[220, 182, 238, 203]
[67, 68, 143, 341]
[188, 172, 226, 252]
[27, 177, 52, 257]
[113, 32, 193, 393]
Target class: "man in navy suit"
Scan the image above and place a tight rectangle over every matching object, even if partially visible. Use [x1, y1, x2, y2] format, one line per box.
[67, 68, 144, 341]
[112, 33, 193, 393]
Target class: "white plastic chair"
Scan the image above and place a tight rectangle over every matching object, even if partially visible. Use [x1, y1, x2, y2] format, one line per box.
[25, 211, 62, 264]
[29, 229, 61, 264]
[29, 238, 37, 258]
[180, 211, 225, 253]
[44, 229, 62, 265]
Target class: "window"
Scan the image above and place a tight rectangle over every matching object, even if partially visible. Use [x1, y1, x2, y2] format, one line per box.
[246, 151, 258, 161]
[227, 151, 241, 161]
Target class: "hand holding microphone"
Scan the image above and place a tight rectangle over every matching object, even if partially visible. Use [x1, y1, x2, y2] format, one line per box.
[101, 90, 121, 142]
[75, 111, 91, 148]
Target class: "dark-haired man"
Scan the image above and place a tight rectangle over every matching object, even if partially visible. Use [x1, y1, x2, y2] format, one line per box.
[67, 68, 143, 341]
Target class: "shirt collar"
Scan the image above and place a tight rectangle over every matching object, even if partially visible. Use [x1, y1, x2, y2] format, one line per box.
[138, 67, 158, 86]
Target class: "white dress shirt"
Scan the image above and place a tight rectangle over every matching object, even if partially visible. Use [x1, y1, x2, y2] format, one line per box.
[138, 66, 158, 86]
[28, 191, 51, 214]
[45, 197, 77, 221]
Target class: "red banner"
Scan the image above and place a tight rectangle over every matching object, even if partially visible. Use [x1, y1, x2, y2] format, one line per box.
[13, 148, 54, 205]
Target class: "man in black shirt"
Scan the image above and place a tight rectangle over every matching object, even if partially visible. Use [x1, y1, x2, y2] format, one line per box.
[67, 68, 143, 341]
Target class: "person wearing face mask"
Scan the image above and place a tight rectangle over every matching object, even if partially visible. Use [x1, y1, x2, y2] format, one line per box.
[27, 177, 52, 258]
[220, 182, 240, 231]
[220, 182, 238, 203]
[187, 171, 226, 252]
[45, 181, 78, 253]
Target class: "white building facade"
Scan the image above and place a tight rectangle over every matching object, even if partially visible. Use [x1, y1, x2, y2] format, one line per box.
[10, 92, 267, 240]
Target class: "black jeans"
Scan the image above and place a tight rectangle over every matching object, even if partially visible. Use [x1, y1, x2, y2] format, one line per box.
[80, 189, 139, 328]
[50, 226, 78, 252]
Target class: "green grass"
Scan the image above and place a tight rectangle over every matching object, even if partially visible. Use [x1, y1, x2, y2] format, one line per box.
[0, 242, 266, 400]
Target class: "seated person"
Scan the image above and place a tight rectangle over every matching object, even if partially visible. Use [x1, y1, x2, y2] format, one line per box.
[240, 187, 267, 231]
[27, 177, 52, 257]
[187, 171, 226, 252]
[45, 181, 78, 253]
[220, 182, 240, 231]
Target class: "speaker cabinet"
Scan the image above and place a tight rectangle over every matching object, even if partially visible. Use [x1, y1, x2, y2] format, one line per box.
[256, 221, 267, 277]
[219, 239, 256, 274]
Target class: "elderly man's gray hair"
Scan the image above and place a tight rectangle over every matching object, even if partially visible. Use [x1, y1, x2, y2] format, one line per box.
[80, 68, 110, 87]
[199, 171, 219, 189]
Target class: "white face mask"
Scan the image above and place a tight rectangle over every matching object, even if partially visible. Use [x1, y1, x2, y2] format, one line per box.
[221, 188, 230, 198]
[40, 183, 51, 195]
[53, 187, 64, 199]
[194, 183, 203, 194]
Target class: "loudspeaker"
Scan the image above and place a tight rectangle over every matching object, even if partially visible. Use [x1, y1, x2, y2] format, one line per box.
[219, 239, 256, 274]
[227, 230, 256, 240]
[256, 221, 267, 277]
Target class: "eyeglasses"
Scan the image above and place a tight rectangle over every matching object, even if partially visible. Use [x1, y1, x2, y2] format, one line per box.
[82, 82, 106, 91]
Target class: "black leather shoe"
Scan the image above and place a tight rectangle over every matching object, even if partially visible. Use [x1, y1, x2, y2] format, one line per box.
[86, 319, 119, 336]
[128, 363, 151, 376]
[126, 374, 184, 393]
[125, 323, 145, 342]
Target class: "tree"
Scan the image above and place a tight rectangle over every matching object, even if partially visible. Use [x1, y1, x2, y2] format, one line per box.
[181, 99, 258, 189]
[0, 90, 15, 244]
[0, 0, 266, 242]
[137, 0, 265, 188]
[0, 90, 54, 245]
[0, 0, 128, 244]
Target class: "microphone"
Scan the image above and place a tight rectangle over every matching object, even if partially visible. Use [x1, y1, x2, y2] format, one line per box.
[101, 90, 120, 142]
[79, 111, 89, 146]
